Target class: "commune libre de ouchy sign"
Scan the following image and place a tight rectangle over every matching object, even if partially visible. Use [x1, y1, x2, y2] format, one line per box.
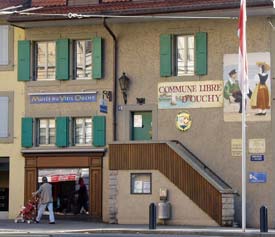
[158, 81, 223, 109]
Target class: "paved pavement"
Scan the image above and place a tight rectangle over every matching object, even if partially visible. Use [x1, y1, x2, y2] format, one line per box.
[0, 219, 274, 236]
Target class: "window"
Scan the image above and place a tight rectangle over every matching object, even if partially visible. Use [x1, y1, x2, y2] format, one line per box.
[0, 97, 9, 138]
[37, 119, 55, 145]
[0, 26, 8, 65]
[0, 25, 13, 69]
[160, 32, 207, 77]
[73, 118, 92, 145]
[175, 35, 194, 76]
[0, 92, 13, 143]
[35, 41, 56, 80]
[74, 40, 92, 79]
[131, 173, 152, 194]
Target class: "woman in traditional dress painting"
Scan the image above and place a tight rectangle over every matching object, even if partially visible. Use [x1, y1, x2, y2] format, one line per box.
[251, 62, 270, 115]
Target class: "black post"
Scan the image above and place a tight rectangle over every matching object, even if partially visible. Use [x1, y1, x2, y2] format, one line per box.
[149, 203, 156, 229]
[260, 206, 268, 232]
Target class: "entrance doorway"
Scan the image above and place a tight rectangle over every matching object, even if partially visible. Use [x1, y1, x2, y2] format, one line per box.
[131, 111, 152, 141]
[24, 154, 103, 220]
[37, 168, 89, 219]
[0, 157, 9, 219]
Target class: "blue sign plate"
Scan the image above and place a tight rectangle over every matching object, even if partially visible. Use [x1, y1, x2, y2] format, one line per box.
[249, 172, 267, 183]
[100, 105, 107, 113]
[250, 154, 264, 161]
[30, 93, 97, 104]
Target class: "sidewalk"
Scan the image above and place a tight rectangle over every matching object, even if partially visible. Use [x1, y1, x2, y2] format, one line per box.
[0, 219, 274, 236]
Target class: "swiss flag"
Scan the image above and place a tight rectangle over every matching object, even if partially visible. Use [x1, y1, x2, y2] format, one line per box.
[238, 0, 248, 93]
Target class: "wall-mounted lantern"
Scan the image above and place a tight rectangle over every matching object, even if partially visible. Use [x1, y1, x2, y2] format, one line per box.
[118, 72, 130, 104]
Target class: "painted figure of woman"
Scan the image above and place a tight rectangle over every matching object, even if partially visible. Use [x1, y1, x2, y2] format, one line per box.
[251, 62, 270, 115]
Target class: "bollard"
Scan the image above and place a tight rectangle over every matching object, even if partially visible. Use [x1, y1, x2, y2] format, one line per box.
[149, 202, 157, 229]
[260, 206, 268, 232]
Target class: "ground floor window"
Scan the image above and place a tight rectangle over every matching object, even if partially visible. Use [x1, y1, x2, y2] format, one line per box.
[38, 168, 89, 215]
[130, 173, 152, 194]
[0, 157, 9, 212]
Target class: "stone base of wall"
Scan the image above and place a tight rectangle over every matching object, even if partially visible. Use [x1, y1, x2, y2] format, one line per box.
[109, 170, 118, 224]
[222, 193, 235, 226]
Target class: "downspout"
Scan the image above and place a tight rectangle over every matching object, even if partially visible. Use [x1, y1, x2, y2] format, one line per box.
[103, 18, 117, 141]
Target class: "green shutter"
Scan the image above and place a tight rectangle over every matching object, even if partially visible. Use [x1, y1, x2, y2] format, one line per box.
[160, 34, 172, 77]
[56, 117, 69, 147]
[21, 117, 33, 148]
[195, 32, 208, 75]
[56, 39, 70, 80]
[93, 116, 106, 147]
[92, 37, 103, 79]
[18, 40, 31, 81]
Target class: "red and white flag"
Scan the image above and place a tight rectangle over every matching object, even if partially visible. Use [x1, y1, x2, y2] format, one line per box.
[238, 0, 248, 93]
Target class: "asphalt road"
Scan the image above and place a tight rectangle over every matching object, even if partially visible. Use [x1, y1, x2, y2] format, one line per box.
[0, 234, 224, 237]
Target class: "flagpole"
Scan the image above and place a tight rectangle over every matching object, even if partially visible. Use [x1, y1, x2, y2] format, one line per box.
[241, 66, 246, 233]
[238, 0, 247, 232]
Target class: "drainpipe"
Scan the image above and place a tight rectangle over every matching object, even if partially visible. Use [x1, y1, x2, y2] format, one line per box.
[103, 18, 118, 141]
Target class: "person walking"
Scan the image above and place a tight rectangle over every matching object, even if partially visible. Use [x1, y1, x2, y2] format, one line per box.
[32, 176, 55, 224]
[75, 177, 89, 214]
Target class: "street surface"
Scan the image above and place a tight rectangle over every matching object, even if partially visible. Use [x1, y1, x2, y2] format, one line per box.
[0, 234, 224, 237]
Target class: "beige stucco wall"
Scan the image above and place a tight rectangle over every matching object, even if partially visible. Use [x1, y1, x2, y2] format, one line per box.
[116, 170, 218, 226]
[0, 27, 25, 219]
[114, 17, 274, 227]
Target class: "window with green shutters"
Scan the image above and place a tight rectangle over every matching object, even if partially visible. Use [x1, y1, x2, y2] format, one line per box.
[21, 117, 33, 148]
[92, 116, 106, 147]
[17, 37, 104, 82]
[18, 40, 31, 81]
[56, 117, 69, 147]
[22, 116, 105, 148]
[160, 32, 207, 77]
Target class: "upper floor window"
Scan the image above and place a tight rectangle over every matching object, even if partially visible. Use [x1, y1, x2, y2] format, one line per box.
[0, 97, 9, 138]
[35, 41, 56, 80]
[0, 25, 13, 70]
[74, 40, 92, 79]
[175, 35, 194, 76]
[0, 92, 13, 143]
[18, 37, 103, 81]
[0, 26, 9, 65]
[73, 117, 92, 145]
[160, 33, 207, 77]
[37, 118, 55, 145]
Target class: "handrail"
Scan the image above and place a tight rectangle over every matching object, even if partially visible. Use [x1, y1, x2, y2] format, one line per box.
[169, 140, 232, 191]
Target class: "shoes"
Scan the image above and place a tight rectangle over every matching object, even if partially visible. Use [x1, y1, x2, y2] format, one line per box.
[34, 220, 39, 223]
[256, 112, 266, 116]
[49, 222, 55, 224]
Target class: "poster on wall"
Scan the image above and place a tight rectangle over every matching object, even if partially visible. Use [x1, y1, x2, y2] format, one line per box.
[158, 81, 223, 109]
[223, 52, 271, 122]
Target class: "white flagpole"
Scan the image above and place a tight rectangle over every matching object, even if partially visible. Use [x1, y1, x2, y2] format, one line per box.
[241, 62, 246, 232]
[239, 0, 247, 232]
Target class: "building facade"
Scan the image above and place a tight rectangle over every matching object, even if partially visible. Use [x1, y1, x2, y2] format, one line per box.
[0, 4, 26, 218]
[5, 0, 275, 228]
